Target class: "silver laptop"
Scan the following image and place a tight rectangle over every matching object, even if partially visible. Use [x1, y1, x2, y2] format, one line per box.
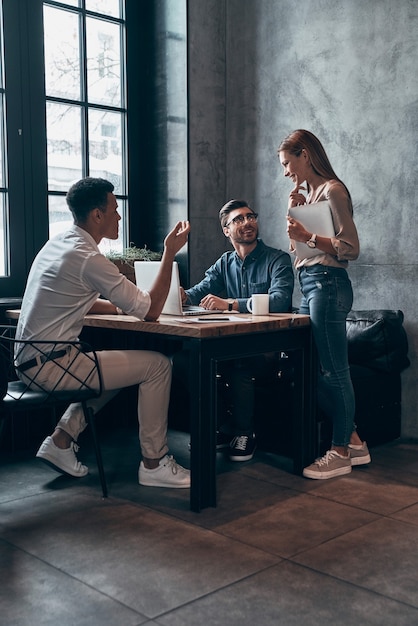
[288, 200, 335, 259]
[134, 260, 222, 316]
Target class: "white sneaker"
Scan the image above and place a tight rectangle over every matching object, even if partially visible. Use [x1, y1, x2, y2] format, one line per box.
[139, 455, 190, 488]
[36, 436, 88, 477]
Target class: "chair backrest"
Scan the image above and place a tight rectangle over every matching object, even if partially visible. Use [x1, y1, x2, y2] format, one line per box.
[0, 324, 107, 498]
[0, 325, 15, 400]
[0, 325, 103, 405]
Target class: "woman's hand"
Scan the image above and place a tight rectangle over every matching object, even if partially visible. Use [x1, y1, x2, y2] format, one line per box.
[288, 176, 307, 209]
[287, 216, 311, 243]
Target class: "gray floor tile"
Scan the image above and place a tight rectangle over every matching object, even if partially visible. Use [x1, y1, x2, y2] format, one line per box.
[156, 560, 418, 626]
[1, 500, 279, 619]
[0, 539, 146, 626]
[306, 469, 418, 515]
[215, 492, 377, 558]
[370, 441, 418, 474]
[0, 488, 109, 534]
[293, 516, 418, 608]
[126, 469, 301, 529]
[391, 502, 418, 526]
[238, 453, 323, 493]
[0, 455, 68, 503]
[95, 430, 304, 527]
[2, 435, 418, 625]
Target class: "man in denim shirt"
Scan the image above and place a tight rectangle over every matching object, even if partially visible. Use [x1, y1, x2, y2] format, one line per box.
[181, 199, 294, 461]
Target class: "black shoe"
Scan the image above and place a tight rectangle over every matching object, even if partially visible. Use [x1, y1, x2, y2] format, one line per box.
[229, 434, 256, 462]
[188, 431, 232, 452]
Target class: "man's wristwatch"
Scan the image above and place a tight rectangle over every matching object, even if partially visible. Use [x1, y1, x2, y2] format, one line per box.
[227, 298, 234, 311]
[306, 233, 317, 249]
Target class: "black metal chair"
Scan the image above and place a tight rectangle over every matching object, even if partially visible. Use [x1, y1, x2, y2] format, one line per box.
[0, 324, 107, 497]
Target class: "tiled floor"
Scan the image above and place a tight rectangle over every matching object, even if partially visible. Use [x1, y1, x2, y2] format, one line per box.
[1, 427, 418, 625]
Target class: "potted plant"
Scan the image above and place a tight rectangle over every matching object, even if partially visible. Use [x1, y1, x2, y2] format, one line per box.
[106, 244, 162, 283]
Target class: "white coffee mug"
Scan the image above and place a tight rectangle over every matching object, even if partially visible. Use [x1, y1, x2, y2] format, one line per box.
[246, 293, 269, 316]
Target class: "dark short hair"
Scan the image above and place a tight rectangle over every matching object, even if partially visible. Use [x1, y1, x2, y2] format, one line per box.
[219, 199, 253, 227]
[66, 177, 115, 223]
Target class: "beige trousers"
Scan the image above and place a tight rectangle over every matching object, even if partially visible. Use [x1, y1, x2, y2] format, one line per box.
[19, 348, 172, 460]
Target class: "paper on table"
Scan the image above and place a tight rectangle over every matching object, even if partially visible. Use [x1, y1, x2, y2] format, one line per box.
[175, 315, 253, 324]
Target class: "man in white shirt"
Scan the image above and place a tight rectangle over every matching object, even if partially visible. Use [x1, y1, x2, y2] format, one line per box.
[16, 177, 191, 488]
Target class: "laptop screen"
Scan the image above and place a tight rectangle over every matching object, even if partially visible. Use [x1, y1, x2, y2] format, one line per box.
[134, 260, 183, 315]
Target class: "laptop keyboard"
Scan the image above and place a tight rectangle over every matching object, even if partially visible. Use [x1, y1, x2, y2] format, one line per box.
[182, 306, 223, 316]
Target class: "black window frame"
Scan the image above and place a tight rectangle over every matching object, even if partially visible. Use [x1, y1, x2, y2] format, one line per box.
[0, 0, 156, 298]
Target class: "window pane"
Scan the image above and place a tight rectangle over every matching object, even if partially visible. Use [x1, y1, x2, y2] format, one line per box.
[48, 194, 73, 239]
[44, 6, 81, 101]
[86, 16, 122, 107]
[56, 0, 79, 7]
[46, 102, 83, 192]
[88, 108, 124, 193]
[86, 0, 121, 19]
[43, 0, 127, 245]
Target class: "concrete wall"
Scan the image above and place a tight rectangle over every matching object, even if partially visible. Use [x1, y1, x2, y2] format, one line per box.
[187, 0, 229, 283]
[187, 0, 417, 438]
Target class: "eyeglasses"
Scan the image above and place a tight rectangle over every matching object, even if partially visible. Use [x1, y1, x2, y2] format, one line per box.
[225, 212, 258, 227]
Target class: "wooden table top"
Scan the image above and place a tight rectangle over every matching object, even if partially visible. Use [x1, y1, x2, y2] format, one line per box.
[5, 310, 310, 339]
[79, 312, 309, 339]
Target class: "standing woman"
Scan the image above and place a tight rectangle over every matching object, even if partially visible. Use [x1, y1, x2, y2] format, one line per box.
[278, 129, 371, 479]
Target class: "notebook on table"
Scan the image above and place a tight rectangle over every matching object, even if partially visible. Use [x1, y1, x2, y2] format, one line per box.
[134, 261, 223, 316]
[288, 200, 335, 259]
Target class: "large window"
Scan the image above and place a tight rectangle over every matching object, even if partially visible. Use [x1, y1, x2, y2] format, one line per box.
[0, 0, 184, 298]
[0, 0, 131, 297]
[43, 0, 127, 253]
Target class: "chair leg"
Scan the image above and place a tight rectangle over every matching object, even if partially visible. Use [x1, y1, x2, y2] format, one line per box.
[50, 406, 58, 431]
[0, 416, 6, 446]
[84, 404, 108, 498]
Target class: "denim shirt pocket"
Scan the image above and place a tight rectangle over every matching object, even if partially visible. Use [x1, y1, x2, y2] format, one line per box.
[248, 282, 269, 294]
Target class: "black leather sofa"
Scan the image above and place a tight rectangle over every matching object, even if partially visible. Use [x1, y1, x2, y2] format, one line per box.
[255, 309, 410, 456]
[314, 309, 410, 453]
[341, 309, 409, 447]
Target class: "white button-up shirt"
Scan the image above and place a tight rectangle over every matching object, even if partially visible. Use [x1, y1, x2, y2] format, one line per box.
[16, 225, 151, 359]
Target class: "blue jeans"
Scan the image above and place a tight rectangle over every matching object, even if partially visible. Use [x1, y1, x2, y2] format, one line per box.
[298, 265, 355, 447]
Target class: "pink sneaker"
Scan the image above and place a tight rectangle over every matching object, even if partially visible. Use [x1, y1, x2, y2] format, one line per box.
[349, 441, 371, 466]
[303, 449, 352, 479]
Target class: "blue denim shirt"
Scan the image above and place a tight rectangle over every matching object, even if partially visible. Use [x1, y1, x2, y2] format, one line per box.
[185, 240, 294, 313]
